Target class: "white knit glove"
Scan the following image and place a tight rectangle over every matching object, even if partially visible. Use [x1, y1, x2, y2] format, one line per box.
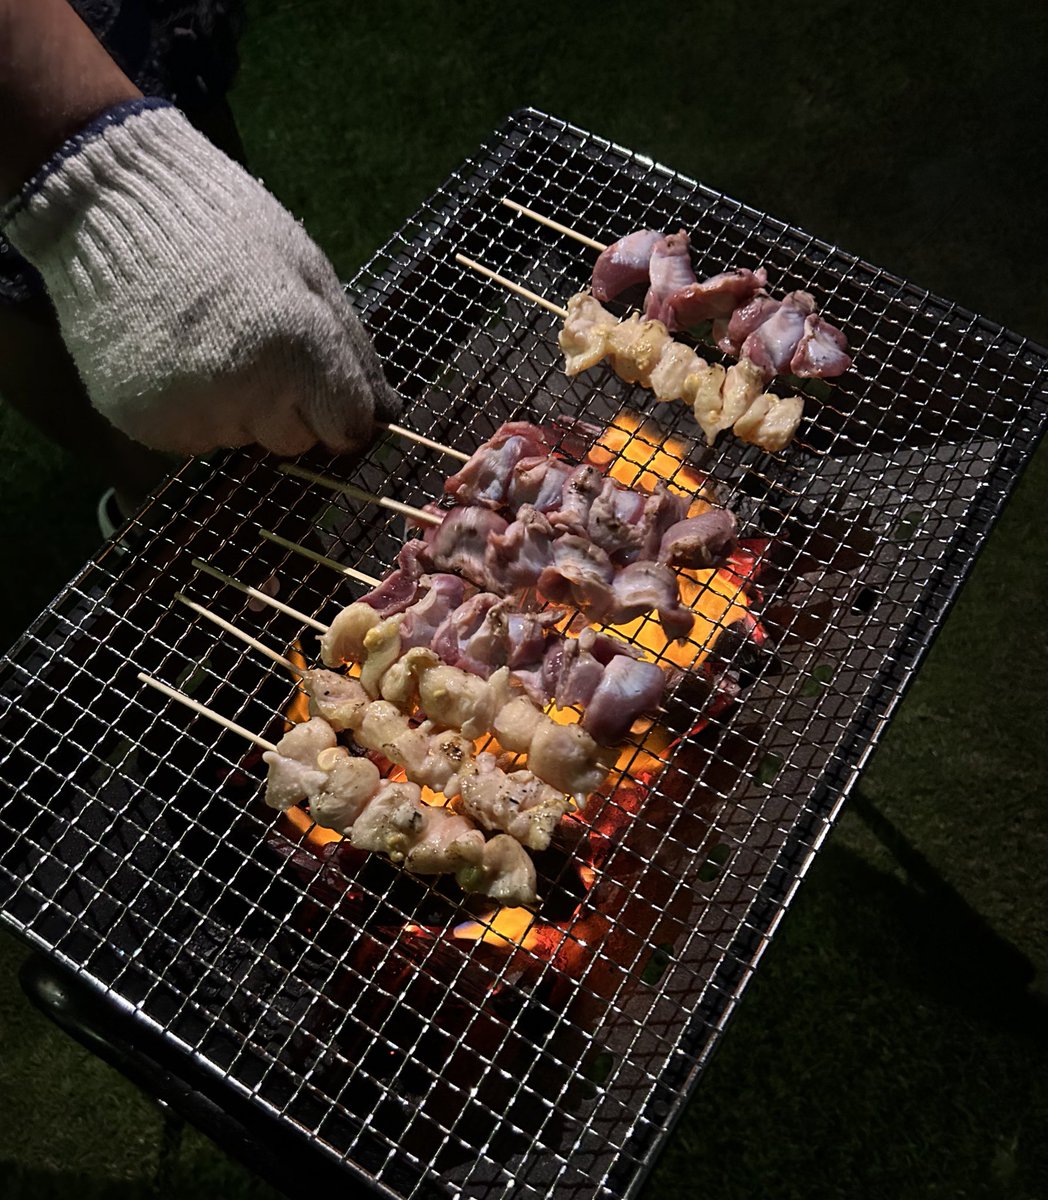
[1, 99, 402, 456]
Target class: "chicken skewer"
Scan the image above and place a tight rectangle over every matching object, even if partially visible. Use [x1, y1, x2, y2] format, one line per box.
[455, 250, 805, 453]
[280, 448, 731, 640]
[252, 524, 675, 741]
[261, 520, 739, 747]
[501, 198, 850, 372]
[136, 671, 537, 906]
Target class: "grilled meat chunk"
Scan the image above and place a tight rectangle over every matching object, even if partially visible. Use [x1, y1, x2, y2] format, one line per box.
[666, 266, 768, 329]
[445, 421, 556, 507]
[303, 668, 369, 731]
[742, 290, 817, 378]
[455, 753, 572, 851]
[320, 601, 381, 668]
[790, 313, 853, 378]
[526, 718, 614, 801]
[262, 717, 336, 810]
[591, 228, 661, 302]
[582, 655, 667, 745]
[308, 749, 382, 832]
[732, 392, 805, 452]
[460, 833, 538, 907]
[643, 230, 696, 327]
[559, 290, 620, 375]
[657, 509, 738, 569]
[422, 505, 509, 589]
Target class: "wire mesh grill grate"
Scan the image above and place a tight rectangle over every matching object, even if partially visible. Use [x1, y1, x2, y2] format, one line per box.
[1, 108, 1046, 1200]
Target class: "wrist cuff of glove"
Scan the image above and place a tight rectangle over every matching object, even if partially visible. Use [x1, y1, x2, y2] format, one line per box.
[0, 97, 173, 225]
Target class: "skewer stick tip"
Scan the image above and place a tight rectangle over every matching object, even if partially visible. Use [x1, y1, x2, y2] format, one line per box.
[136, 671, 279, 753]
[454, 253, 569, 320]
[377, 421, 471, 464]
[499, 198, 608, 253]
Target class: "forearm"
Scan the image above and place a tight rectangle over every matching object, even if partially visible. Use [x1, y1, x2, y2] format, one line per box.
[0, 0, 140, 197]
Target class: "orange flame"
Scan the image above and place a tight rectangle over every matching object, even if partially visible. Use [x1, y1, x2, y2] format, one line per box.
[453, 907, 541, 950]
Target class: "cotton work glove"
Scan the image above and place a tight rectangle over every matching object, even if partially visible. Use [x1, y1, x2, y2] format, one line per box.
[0, 99, 402, 456]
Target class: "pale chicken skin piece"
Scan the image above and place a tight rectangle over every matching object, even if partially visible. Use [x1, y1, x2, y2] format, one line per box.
[355, 701, 474, 795]
[461, 834, 538, 906]
[308, 749, 382, 832]
[320, 602, 381, 668]
[302, 669, 369, 732]
[349, 780, 428, 861]
[492, 693, 543, 754]
[404, 805, 487, 876]
[526, 719, 614, 802]
[455, 754, 573, 851]
[689, 363, 729, 444]
[416, 659, 499, 741]
[732, 393, 805, 452]
[360, 615, 404, 698]
[347, 781, 531, 902]
[380, 646, 439, 712]
[606, 313, 672, 385]
[648, 340, 707, 404]
[559, 292, 619, 376]
[713, 358, 767, 439]
[490, 689, 612, 798]
[262, 717, 337, 811]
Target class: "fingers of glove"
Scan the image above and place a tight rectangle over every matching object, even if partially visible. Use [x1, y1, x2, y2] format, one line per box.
[230, 286, 380, 456]
[373, 383, 405, 425]
[291, 232, 405, 425]
[87, 289, 374, 457]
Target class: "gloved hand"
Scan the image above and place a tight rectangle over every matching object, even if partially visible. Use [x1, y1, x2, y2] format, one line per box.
[0, 99, 402, 456]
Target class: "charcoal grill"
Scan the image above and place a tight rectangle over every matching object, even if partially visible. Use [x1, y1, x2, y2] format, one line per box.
[1, 108, 1046, 1199]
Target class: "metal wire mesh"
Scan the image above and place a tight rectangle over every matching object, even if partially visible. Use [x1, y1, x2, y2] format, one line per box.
[1, 108, 1046, 1200]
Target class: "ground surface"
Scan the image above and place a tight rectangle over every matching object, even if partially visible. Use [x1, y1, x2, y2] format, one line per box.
[1, 2, 1046, 1197]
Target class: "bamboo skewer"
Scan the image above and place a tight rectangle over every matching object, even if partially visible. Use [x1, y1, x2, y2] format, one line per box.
[191, 558, 327, 632]
[453, 253, 568, 320]
[175, 593, 300, 674]
[378, 421, 470, 463]
[278, 462, 442, 526]
[500, 198, 607, 252]
[259, 529, 380, 587]
[260, 528, 376, 584]
[137, 671, 278, 753]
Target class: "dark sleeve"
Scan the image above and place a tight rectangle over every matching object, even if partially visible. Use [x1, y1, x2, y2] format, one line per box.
[67, 0, 246, 109]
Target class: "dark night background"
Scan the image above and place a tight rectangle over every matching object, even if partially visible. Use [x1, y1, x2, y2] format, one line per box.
[1, 2, 1046, 1196]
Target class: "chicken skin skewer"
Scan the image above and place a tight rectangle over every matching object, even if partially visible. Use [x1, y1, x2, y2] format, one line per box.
[298, 668, 579, 852]
[262, 716, 538, 906]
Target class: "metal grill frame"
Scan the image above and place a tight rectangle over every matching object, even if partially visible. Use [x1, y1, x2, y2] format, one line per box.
[1, 108, 1046, 1200]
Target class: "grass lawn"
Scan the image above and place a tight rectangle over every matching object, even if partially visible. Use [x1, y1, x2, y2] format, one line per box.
[1, 1, 1046, 1196]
